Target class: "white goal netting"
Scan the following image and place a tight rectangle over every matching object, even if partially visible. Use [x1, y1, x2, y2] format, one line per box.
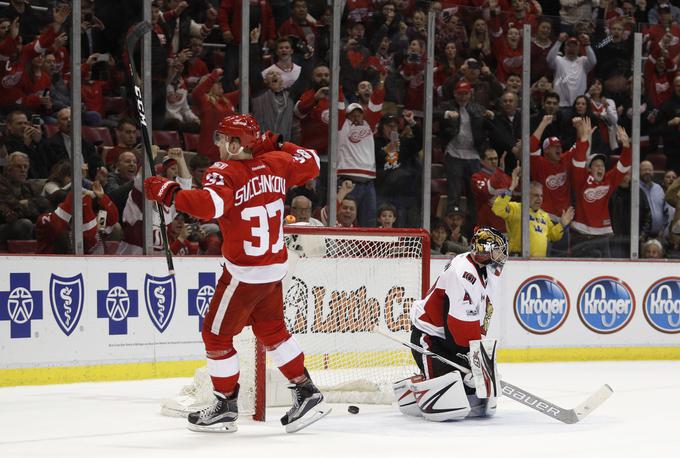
[161, 227, 428, 418]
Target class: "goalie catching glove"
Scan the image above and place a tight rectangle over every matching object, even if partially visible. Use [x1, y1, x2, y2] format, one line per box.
[144, 176, 181, 207]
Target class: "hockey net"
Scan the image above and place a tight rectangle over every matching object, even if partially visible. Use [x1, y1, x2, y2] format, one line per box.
[161, 227, 429, 420]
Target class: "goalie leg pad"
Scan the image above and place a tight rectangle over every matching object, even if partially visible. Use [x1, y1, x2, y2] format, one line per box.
[409, 372, 471, 422]
[469, 339, 501, 399]
[392, 375, 424, 417]
[467, 395, 498, 418]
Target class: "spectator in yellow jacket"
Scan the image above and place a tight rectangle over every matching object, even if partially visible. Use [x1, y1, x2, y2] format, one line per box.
[492, 166, 575, 257]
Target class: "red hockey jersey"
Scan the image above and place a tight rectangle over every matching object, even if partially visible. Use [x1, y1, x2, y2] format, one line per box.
[36, 191, 118, 254]
[174, 143, 320, 283]
[470, 168, 507, 233]
[529, 135, 589, 219]
[570, 144, 632, 235]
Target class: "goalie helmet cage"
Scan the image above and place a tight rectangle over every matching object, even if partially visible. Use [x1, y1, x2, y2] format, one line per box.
[163, 227, 429, 421]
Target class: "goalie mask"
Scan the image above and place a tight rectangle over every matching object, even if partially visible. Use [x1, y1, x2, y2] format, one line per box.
[470, 226, 508, 267]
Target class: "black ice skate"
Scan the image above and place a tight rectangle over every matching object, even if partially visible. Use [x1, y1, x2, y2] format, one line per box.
[187, 386, 239, 433]
[280, 375, 331, 433]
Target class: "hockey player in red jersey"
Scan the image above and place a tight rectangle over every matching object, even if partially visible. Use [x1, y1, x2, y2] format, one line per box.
[394, 226, 507, 421]
[144, 114, 329, 433]
[569, 119, 632, 257]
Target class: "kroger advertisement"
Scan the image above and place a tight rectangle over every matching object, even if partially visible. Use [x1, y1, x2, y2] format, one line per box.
[1, 256, 679, 373]
[458, 259, 680, 347]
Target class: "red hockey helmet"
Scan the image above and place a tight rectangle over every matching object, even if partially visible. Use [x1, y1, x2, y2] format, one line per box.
[215, 114, 260, 149]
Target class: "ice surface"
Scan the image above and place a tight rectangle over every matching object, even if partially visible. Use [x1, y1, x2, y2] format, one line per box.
[0, 361, 678, 458]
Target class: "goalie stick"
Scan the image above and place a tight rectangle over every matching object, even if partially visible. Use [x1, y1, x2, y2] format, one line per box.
[125, 21, 175, 275]
[374, 327, 613, 424]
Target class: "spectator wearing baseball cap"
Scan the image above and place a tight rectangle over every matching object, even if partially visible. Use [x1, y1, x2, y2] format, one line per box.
[336, 102, 377, 227]
[437, 75, 491, 221]
[527, 114, 590, 256]
[547, 32, 597, 107]
[649, 2, 680, 25]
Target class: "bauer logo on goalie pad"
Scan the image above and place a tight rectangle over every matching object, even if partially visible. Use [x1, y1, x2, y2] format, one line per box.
[50, 274, 84, 336]
[0, 273, 42, 339]
[514, 276, 570, 334]
[643, 277, 680, 334]
[189, 272, 216, 332]
[577, 276, 635, 334]
[145, 274, 176, 333]
[96, 273, 139, 335]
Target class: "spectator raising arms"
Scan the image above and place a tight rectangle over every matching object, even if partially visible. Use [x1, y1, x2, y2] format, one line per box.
[36, 182, 119, 254]
[337, 103, 376, 227]
[192, 68, 239, 162]
[570, 120, 632, 258]
[492, 167, 574, 257]
[547, 32, 597, 108]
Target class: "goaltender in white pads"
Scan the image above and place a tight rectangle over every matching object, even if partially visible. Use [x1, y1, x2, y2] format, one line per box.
[393, 226, 507, 421]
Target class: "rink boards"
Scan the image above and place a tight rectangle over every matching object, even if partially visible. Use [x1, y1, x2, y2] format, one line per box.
[0, 255, 679, 386]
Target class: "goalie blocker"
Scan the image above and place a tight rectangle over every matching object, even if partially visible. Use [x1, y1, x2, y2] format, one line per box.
[393, 339, 500, 421]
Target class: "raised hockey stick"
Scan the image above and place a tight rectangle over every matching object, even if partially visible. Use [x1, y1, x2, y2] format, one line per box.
[373, 327, 613, 424]
[126, 21, 175, 276]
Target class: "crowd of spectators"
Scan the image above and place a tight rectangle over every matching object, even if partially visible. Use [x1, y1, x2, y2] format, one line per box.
[0, 0, 679, 259]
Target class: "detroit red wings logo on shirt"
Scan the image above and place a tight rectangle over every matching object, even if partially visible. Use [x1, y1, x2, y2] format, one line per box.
[545, 172, 567, 190]
[584, 185, 610, 203]
[348, 124, 373, 143]
[2, 71, 22, 88]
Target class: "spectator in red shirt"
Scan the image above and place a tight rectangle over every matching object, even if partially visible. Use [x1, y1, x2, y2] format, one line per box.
[191, 68, 239, 162]
[570, 119, 632, 258]
[490, 23, 523, 83]
[470, 147, 508, 233]
[185, 37, 209, 88]
[278, 0, 318, 58]
[105, 118, 140, 169]
[400, 39, 426, 115]
[36, 182, 119, 254]
[18, 54, 52, 115]
[646, 57, 677, 112]
[294, 64, 343, 158]
[530, 18, 554, 83]
[219, 0, 277, 91]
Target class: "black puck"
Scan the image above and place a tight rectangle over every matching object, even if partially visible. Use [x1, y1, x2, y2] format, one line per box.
[348, 405, 359, 414]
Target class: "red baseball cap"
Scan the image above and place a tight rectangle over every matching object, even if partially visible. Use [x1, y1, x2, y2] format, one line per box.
[455, 80, 472, 93]
[542, 137, 562, 150]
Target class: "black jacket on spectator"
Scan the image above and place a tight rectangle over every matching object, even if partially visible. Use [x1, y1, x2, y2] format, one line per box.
[560, 110, 605, 156]
[4, 134, 46, 180]
[657, 93, 680, 148]
[594, 36, 633, 82]
[0, 175, 51, 225]
[41, 133, 103, 180]
[487, 110, 521, 172]
[375, 123, 422, 198]
[609, 185, 652, 258]
[436, 100, 488, 154]
[0, 3, 45, 43]
[530, 110, 565, 143]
